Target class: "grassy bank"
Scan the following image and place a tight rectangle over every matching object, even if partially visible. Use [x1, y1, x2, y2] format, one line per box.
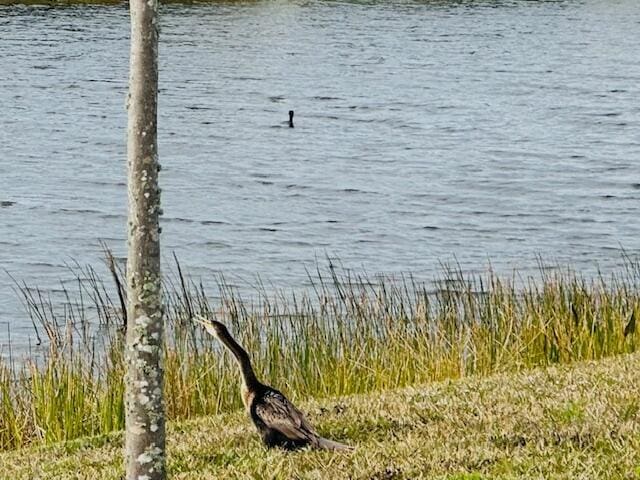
[0, 257, 638, 451]
[1, 352, 639, 479]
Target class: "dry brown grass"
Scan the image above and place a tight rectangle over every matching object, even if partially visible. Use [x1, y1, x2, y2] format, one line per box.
[1, 352, 639, 479]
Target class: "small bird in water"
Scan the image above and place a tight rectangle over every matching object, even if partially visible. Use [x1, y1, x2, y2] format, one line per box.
[194, 315, 353, 452]
[288, 110, 294, 128]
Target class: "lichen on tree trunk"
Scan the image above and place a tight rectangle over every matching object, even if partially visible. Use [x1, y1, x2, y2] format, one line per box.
[124, 0, 165, 478]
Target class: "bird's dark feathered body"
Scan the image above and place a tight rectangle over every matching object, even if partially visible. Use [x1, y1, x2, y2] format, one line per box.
[194, 316, 353, 452]
[251, 387, 313, 450]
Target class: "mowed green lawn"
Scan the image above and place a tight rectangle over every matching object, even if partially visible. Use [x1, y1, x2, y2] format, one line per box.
[2, 353, 639, 479]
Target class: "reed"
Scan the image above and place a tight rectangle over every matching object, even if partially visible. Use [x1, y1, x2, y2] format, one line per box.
[0, 254, 638, 451]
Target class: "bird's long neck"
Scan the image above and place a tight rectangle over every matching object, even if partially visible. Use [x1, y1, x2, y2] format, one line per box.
[217, 327, 260, 391]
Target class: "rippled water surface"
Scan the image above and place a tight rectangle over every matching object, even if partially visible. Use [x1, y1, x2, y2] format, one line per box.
[1, 0, 639, 345]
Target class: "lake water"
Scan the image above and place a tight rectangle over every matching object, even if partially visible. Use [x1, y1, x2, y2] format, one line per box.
[1, 0, 639, 348]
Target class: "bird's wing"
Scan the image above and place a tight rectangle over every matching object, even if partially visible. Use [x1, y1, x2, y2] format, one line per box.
[254, 389, 317, 442]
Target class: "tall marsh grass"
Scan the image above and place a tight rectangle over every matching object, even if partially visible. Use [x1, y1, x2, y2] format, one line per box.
[0, 255, 638, 450]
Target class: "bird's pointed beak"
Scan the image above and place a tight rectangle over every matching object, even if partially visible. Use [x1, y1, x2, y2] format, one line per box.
[193, 315, 217, 336]
[193, 315, 211, 326]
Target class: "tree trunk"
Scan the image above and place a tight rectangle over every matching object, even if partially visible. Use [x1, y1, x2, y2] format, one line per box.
[124, 0, 165, 478]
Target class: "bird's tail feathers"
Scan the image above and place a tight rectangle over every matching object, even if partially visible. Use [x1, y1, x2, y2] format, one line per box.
[315, 436, 354, 452]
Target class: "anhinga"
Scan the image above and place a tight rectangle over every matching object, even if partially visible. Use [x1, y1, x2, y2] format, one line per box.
[194, 316, 353, 452]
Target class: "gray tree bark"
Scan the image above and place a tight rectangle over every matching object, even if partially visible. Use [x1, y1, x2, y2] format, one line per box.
[124, 0, 165, 477]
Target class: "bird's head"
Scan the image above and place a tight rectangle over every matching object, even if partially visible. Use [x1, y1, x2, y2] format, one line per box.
[194, 315, 228, 338]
